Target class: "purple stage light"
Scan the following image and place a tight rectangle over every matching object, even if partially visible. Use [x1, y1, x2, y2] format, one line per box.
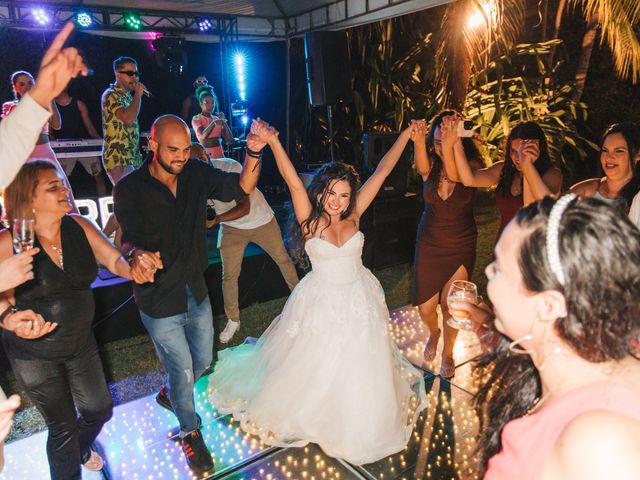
[32, 8, 51, 26]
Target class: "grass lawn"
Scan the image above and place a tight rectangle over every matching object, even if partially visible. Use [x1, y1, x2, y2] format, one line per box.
[4, 191, 500, 441]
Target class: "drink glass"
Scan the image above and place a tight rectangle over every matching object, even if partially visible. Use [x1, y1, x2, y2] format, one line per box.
[446, 280, 478, 330]
[13, 219, 35, 253]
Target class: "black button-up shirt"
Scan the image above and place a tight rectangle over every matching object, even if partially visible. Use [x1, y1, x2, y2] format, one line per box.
[114, 158, 245, 318]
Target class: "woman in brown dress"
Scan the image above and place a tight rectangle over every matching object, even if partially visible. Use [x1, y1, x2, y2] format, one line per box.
[412, 111, 485, 378]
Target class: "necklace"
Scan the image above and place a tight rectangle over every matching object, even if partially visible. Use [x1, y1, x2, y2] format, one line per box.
[51, 243, 64, 270]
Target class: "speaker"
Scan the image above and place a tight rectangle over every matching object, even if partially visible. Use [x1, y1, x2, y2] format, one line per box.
[362, 132, 408, 198]
[360, 194, 422, 270]
[304, 32, 353, 106]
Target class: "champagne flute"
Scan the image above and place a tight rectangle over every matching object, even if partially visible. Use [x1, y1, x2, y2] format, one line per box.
[13, 219, 35, 253]
[446, 280, 478, 330]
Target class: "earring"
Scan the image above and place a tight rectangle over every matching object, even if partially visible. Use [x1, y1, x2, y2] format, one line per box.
[508, 334, 534, 355]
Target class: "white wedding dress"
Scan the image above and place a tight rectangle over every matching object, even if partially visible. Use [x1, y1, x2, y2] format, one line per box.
[206, 231, 427, 465]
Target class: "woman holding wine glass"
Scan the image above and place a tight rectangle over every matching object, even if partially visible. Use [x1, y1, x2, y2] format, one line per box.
[412, 111, 486, 378]
[454, 195, 640, 478]
[0, 160, 147, 479]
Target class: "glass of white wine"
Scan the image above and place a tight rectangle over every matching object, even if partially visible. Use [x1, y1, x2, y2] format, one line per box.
[13, 219, 35, 253]
[446, 280, 478, 330]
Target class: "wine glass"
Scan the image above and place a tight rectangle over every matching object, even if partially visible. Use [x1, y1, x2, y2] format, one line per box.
[446, 280, 478, 330]
[13, 219, 35, 253]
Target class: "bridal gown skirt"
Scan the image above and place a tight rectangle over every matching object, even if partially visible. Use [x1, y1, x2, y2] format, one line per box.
[206, 232, 427, 465]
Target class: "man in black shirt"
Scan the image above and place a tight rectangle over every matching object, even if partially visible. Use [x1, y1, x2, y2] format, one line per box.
[114, 115, 262, 473]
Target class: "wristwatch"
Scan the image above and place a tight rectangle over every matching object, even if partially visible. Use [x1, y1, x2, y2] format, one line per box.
[0, 305, 19, 326]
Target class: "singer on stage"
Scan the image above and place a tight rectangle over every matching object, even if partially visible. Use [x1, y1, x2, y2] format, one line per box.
[101, 56, 145, 184]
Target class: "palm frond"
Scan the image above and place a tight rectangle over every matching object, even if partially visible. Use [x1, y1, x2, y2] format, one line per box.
[571, 0, 640, 83]
[436, 0, 526, 110]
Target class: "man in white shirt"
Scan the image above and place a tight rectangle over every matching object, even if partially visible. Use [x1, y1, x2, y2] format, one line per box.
[0, 22, 89, 187]
[191, 145, 298, 343]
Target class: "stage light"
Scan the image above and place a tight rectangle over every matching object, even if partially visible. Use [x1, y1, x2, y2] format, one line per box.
[75, 12, 93, 28]
[124, 12, 143, 31]
[197, 18, 212, 32]
[241, 115, 249, 126]
[32, 8, 51, 26]
[232, 52, 247, 102]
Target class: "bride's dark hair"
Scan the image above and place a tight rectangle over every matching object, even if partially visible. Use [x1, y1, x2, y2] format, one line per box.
[473, 196, 640, 476]
[288, 162, 360, 268]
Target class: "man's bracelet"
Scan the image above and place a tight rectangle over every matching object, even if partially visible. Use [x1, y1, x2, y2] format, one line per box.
[0, 305, 18, 326]
[246, 148, 263, 159]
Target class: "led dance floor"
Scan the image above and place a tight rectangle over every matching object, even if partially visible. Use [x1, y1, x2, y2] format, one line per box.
[1, 305, 486, 480]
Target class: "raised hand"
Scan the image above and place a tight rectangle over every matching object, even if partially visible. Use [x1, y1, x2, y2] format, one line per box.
[409, 119, 427, 143]
[4, 309, 58, 339]
[0, 248, 40, 292]
[440, 114, 461, 150]
[29, 23, 90, 109]
[250, 118, 279, 147]
[518, 139, 540, 167]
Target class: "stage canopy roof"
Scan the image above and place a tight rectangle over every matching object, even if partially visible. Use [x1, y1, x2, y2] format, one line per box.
[0, 0, 450, 40]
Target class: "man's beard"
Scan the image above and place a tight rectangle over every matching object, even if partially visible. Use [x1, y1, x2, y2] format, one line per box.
[157, 155, 180, 175]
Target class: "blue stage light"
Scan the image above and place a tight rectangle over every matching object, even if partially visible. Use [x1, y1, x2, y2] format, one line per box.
[76, 12, 93, 28]
[197, 18, 212, 32]
[241, 115, 249, 126]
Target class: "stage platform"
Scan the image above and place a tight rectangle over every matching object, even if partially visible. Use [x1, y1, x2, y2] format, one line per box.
[1, 305, 485, 480]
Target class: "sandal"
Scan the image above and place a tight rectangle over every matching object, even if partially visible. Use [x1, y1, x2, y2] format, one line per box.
[440, 355, 456, 379]
[423, 329, 441, 362]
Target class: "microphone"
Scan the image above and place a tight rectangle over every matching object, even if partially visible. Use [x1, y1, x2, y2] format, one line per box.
[142, 88, 152, 98]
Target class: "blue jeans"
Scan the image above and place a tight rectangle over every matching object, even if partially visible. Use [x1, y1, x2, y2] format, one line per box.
[139, 287, 214, 434]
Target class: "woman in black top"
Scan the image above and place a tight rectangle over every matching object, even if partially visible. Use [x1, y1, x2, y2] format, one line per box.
[0, 160, 144, 479]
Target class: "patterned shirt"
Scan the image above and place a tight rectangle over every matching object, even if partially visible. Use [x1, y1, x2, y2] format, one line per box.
[101, 85, 142, 171]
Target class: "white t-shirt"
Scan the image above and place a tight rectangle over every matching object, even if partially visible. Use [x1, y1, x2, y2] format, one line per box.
[210, 158, 274, 229]
[629, 191, 640, 228]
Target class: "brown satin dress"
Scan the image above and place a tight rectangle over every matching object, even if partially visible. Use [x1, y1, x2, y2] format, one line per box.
[412, 181, 477, 305]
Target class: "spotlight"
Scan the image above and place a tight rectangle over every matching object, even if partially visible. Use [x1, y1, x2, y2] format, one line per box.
[75, 12, 93, 28]
[196, 18, 212, 32]
[32, 8, 51, 26]
[234, 53, 245, 67]
[124, 12, 143, 31]
[241, 115, 249, 126]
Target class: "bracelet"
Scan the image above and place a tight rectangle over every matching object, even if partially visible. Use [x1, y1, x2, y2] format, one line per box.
[0, 305, 18, 326]
[246, 148, 263, 159]
[124, 247, 138, 264]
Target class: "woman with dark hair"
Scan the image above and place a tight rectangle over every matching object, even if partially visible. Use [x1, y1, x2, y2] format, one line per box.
[412, 110, 485, 378]
[191, 84, 232, 159]
[207, 119, 428, 465]
[454, 195, 640, 478]
[3, 71, 62, 165]
[2, 71, 76, 208]
[571, 122, 640, 211]
[453, 121, 563, 240]
[0, 161, 142, 479]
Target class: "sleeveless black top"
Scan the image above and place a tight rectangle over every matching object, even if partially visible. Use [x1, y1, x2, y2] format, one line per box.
[2, 216, 97, 360]
[54, 98, 87, 139]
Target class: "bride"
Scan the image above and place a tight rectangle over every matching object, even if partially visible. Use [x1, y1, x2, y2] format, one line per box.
[207, 119, 428, 465]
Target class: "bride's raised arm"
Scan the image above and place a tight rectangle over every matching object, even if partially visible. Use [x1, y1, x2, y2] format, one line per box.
[251, 119, 312, 224]
[354, 121, 418, 217]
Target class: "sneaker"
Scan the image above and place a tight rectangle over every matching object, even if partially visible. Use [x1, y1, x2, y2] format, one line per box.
[81, 450, 104, 471]
[156, 387, 202, 427]
[182, 429, 214, 473]
[219, 319, 240, 344]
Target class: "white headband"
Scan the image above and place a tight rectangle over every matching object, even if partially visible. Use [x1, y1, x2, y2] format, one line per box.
[545, 194, 577, 286]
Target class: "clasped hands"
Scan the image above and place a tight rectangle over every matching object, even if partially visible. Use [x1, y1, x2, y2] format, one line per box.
[129, 250, 163, 284]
